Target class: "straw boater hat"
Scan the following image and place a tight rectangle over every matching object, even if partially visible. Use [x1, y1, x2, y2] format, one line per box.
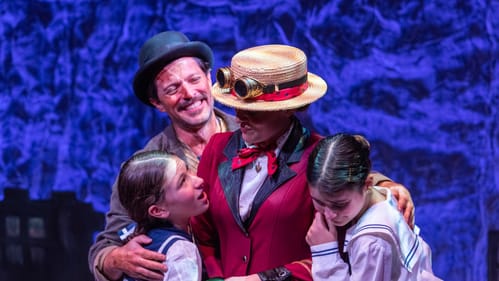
[212, 44, 327, 111]
[133, 31, 213, 107]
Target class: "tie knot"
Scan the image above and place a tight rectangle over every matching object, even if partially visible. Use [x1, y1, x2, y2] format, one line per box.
[237, 145, 272, 157]
[232, 143, 279, 175]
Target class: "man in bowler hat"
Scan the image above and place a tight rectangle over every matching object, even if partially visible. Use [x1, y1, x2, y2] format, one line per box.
[88, 30, 238, 281]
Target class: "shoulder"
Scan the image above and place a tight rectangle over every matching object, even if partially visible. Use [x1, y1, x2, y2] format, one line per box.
[214, 107, 238, 131]
[145, 227, 191, 252]
[165, 239, 201, 263]
[207, 131, 234, 148]
[353, 192, 405, 237]
[302, 132, 323, 155]
[142, 125, 177, 151]
[202, 132, 234, 162]
[349, 200, 413, 256]
[164, 240, 202, 281]
[348, 234, 393, 258]
[310, 132, 323, 144]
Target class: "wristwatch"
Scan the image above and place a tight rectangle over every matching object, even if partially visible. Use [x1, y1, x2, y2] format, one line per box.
[257, 266, 291, 281]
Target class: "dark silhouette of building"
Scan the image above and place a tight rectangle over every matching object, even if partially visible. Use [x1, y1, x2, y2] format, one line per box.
[489, 231, 499, 281]
[0, 188, 104, 281]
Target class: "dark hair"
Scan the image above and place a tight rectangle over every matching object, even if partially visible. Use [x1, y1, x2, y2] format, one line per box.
[118, 150, 177, 234]
[307, 133, 372, 195]
[148, 57, 211, 103]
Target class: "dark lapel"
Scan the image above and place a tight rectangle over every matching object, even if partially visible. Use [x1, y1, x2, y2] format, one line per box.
[218, 130, 246, 231]
[245, 118, 310, 227]
[217, 119, 311, 231]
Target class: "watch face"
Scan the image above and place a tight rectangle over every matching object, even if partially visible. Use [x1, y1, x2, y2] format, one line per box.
[257, 267, 291, 281]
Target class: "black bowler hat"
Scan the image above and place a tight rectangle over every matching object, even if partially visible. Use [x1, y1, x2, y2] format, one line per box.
[133, 31, 213, 106]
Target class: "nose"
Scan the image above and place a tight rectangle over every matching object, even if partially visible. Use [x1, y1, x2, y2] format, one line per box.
[192, 175, 205, 189]
[179, 81, 196, 99]
[323, 207, 337, 220]
[235, 109, 250, 123]
[235, 110, 244, 122]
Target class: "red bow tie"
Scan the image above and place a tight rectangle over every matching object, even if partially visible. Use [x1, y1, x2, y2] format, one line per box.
[231, 144, 278, 176]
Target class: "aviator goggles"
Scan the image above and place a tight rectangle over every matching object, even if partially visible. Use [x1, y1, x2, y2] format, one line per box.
[216, 67, 308, 101]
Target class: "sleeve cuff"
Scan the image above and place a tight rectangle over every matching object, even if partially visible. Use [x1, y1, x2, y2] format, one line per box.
[93, 245, 119, 281]
[310, 241, 339, 259]
[370, 171, 392, 185]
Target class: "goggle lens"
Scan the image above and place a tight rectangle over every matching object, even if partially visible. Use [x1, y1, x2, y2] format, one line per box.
[234, 78, 263, 99]
[216, 67, 232, 88]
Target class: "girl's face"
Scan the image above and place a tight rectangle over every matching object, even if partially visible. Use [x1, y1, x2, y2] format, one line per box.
[154, 157, 209, 225]
[235, 109, 294, 146]
[308, 184, 368, 227]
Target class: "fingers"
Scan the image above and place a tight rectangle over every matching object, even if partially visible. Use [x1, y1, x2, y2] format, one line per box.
[322, 213, 335, 232]
[113, 237, 167, 280]
[396, 188, 414, 228]
[405, 204, 415, 229]
[121, 254, 166, 280]
[390, 186, 400, 201]
[387, 184, 405, 212]
[378, 182, 416, 229]
[139, 247, 167, 263]
[130, 234, 153, 245]
[307, 212, 338, 246]
[315, 212, 327, 228]
[133, 265, 165, 281]
[306, 213, 322, 246]
[397, 194, 408, 213]
[126, 235, 166, 262]
[390, 184, 415, 229]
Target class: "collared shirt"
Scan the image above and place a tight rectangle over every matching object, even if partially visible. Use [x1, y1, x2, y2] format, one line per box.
[239, 123, 295, 221]
[180, 114, 230, 173]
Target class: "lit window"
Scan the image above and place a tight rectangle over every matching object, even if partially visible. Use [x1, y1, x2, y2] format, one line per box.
[28, 217, 46, 238]
[5, 216, 20, 237]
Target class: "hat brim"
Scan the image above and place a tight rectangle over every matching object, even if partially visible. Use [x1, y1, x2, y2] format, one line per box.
[212, 72, 327, 111]
[133, 41, 213, 107]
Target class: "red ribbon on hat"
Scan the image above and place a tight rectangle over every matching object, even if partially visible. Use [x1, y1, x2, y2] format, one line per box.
[231, 82, 308, 102]
[232, 144, 278, 175]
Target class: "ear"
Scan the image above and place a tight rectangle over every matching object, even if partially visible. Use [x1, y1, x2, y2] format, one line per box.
[149, 98, 167, 113]
[206, 71, 212, 83]
[364, 176, 374, 192]
[148, 204, 170, 220]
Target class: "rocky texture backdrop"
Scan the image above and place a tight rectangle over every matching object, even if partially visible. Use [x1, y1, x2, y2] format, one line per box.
[0, 1, 497, 280]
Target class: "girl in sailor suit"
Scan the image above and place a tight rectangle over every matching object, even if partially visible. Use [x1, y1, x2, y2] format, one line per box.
[306, 134, 441, 281]
[117, 151, 209, 281]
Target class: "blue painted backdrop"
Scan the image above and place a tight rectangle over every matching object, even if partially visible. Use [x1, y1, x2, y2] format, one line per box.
[1, 1, 497, 280]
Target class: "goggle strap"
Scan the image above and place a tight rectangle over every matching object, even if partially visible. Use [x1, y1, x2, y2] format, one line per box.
[262, 74, 308, 94]
[231, 82, 308, 102]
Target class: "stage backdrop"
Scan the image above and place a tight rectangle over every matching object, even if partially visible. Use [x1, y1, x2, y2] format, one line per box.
[1, 1, 498, 280]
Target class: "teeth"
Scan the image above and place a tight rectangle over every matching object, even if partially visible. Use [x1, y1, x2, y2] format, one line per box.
[185, 100, 202, 110]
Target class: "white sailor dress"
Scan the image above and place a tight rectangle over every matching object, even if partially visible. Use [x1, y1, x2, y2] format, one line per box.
[310, 187, 442, 281]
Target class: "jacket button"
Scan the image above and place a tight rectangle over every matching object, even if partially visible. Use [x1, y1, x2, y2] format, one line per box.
[242, 255, 248, 263]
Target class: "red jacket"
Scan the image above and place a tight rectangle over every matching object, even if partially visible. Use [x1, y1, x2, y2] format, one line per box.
[191, 121, 322, 280]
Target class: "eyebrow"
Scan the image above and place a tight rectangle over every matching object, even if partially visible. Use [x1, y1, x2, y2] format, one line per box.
[312, 196, 349, 206]
[175, 173, 186, 189]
